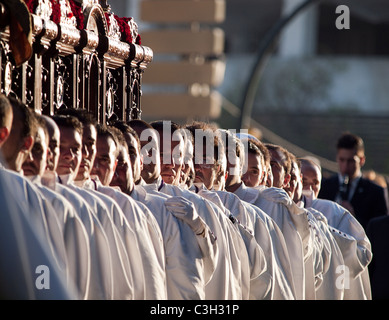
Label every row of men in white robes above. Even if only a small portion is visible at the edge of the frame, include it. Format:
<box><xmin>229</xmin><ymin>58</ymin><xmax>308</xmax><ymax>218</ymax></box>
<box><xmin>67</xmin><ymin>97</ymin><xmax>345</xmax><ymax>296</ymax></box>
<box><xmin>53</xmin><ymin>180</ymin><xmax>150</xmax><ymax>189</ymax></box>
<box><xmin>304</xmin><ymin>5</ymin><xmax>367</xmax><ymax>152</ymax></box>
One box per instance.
<box><xmin>0</xmin><ymin>94</ymin><xmax>372</xmax><ymax>299</ymax></box>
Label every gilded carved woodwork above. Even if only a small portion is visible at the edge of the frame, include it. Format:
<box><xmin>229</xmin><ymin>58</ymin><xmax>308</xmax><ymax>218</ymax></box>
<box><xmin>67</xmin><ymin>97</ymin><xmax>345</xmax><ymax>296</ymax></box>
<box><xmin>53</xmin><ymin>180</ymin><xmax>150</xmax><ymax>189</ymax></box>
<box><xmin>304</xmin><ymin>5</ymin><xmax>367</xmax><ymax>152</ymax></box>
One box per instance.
<box><xmin>0</xmin><ymin>0</ymin><xmax>153</xmax><ymax>123</ymax></box>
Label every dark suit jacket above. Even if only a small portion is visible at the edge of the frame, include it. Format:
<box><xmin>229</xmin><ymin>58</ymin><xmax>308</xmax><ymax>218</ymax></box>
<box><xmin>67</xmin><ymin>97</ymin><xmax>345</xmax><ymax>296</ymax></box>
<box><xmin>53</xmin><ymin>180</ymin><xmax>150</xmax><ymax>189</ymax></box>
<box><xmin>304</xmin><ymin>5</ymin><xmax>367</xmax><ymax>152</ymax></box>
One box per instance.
<box><xmin>319</xmin><ymin>174</ymin><xmax>388</xmax><ymax>229</ymax></box>
<box><xmin>366</xmin><ymin>215</ymin><xmax>389</xmax><ymax>299</ymax></box>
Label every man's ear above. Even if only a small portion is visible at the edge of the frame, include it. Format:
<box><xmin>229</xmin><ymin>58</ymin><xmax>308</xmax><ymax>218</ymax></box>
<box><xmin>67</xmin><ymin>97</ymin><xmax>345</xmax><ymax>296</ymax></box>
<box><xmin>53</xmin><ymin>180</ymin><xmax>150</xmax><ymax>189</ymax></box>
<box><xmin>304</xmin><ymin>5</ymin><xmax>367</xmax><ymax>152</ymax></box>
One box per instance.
<box><xmin>140</xmin><ymin>153</ymin><xmax>144</xmax><ymax>171</ymax></box>
<box><xmin>22</xmin><ymin>135</ymin><xmax>34</xmax><ymax>153</ymax></box>
<box><xmin>359</xmin><ymin>155</ymin><xmax>366</xmax><ymax>167</ymax></box>
<box><xmin>283</xmin><ymin>173</ymin><xmax>291</xmax><ymax>189</ymax></box>
<box><xmin>0</xmin><ymin>127</ymin><xmax>10</xmax><ymax>144</ymax></box>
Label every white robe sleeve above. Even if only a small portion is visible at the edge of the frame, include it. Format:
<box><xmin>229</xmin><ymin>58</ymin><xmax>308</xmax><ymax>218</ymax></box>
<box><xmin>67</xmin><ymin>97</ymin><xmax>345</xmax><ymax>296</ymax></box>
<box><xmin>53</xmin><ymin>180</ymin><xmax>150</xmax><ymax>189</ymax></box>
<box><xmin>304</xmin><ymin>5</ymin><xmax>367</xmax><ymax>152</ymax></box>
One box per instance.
<box><xmin>139</xmin><ymin>184</ymin><xmax>219</xmax><ymax>281</ymax></box>
<box><xmin>312</xmin><ymin>199</ymin><xmax>372</xmax><ymax>276</ymax></box>
<box><xmin>34</xmin><ymin>183</ymin><xmax>91</xmax><ymax>300</ymax></box>
<box><xmin>158</xmin><ymin>184</ymin><xmax>240</xmax><ymax>300</ymax></box>
<box><xmin>78</xmin><ymin>186</ymin><xmax>145</xmax><ymax>300</ymax></box>
<box><xmin>312</xmin><ymin>199</ymin><xmax>372</xmax><ymax>299</ymax></box>
<box><xmin>67</xmin><ymin>184</ymin><xmax>134</xmax><ymax>300</ymax></box>
<box><xmin>241</xmin><ymin>200</ymin><xmax>296</xmax><ymax>300</ymax></box>
<box><xmin>214</xmin><ymin>190</ymin><xmax>272</xmax><ymax>300</ymax></box>
<box><xmin>94</xmin><ymin>184</ymin><xmax>167</xmax><ymax>300</ymax></box>
<box><xmin>0</xmin><ymin>169</ymin><xmax>75</xmax><ymax>299</ymax></box>
<box><xmin>133</xmin><ymin>187</ymin><xmax>215</xmax><ymax>299</ymax></box>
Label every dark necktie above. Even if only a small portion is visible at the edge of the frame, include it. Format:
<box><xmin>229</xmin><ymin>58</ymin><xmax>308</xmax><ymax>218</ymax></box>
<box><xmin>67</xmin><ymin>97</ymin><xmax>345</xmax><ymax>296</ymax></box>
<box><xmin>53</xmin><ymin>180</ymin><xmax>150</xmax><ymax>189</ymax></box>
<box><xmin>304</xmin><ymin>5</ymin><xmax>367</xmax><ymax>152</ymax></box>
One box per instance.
<box><xmin>340</xmin><ymin>175</ymin><xmax>350</xmax><ymax>201</ymax></box>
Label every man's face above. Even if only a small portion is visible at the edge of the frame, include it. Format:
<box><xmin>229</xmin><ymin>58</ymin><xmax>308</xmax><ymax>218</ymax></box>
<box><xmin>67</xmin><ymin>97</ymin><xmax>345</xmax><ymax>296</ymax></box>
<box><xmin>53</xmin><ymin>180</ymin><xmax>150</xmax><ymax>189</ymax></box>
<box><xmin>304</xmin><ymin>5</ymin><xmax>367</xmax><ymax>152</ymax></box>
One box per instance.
<box><xmin>123</xmin><ymin>132</ymin><xmax>142</xmax><ymax>184</ymax></box>
<box><xmin>110</xmin><ymin>143</ymin><xmax>133</xmax><ymax>193</ymax></box>
<box><xmin>56</xmin><ymin>126</ymin><xmax>83</xmax><ymax>180</ymax></box>
<box><xmin>1</xmin><ymin>114</ymin><xmax>26</xmax><ymax>171</ymax></box>
<box><xmin>284</xmin><ymin>161</ymin><xmax>301</xmax><ymax>202</ymax></box>
<box><xmin>194</xmin><ymin>145</ymin><xmax>219</xmax><ymax>190</ymax></box>
<box><xmin>241</xmin><ymin>152</ymin><xmax>263</xmax><ymax>187</ymax></box>
<box><xmin>160</xmin><ymin>132</ymin><xmax>184</xmax><ymax>186</ymax></box>
<box><xmin>46</xmin><ymin>120</ymin><xmax>60</xmax><ymax>172</ymax></box>
<box><xmin>336</xmin><ymin>148</ymin><xmax>364</xmax><ymax>179</ymax></box>
<box><xmin>265</xmin><ymin>162</ymin><xmax>273</xmax><ymax>187</ymax></box>
<box><xmin>181</xmin><ymin>139</ymin><xmax>194</xmax><ymax>187</ymax></box>
<box><xmin>136</xmin><ymin>128</ymin><xmax>160</xmax><ymax>184</ymax></box>
<box><xmin>92</xmin><ymin>134</ymin><xmax>117</xmax><ymax>186</ymax></box>
<box><xmin>0</xmin><ymin>105</ymin><xmax>13</xmax><ymax>148</ymax></box>
<box><xmin>301</xmin><ymin>163</ymin><xmax>322</xmax><ymax>199</ymax></box>
<box><xmin>22</xmin><ymin>126</ymin><xmax>48</xmax><ymax>177</ymax></box>
<box><xmin>225</xmin><ymin>147</ymin><xmax>241</xmax><ymax>188</ymax></box>
<box><xmin>76</xmin><ymin>124</ymin><xmax>97</xmax><ymax>181</ymax></box>
<box><xmin>269</xmin><ymin>148</ymin><xmax>289</xmax><ymax>188</ymax></box>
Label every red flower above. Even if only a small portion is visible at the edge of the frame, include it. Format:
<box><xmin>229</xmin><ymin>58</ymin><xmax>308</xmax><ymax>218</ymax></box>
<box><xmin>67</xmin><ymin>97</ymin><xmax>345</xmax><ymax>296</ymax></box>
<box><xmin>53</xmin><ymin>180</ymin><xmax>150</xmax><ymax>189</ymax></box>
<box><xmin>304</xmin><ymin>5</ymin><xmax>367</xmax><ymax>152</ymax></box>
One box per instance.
<box><xmin>69</xmin><ymin>0</ymin><xmax>84</xmax><ymax>29</ymax></box>
<box><xmin>50</xmin><ymin>0</ymin><xmax>61</xmax><ymax>24</ymax></box>
<box><xmin>23</xmin><ymin>0</ymin><xmax>39</xmax><ymax>13</ymax></box>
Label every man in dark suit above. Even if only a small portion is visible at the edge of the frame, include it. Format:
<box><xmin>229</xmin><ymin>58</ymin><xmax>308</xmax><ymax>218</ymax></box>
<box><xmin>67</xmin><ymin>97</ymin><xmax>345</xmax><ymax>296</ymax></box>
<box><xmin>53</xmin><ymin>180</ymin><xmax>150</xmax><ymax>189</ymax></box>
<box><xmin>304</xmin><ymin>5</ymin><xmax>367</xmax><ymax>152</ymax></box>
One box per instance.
<box><xmin>366</xmin><ymin>215</ymin><xmax>389</xmax><ymax>299</ymax></box>
<box><xmin>318</xmin><ymin>132</ymin><xmax>388</xmax><ymax>230</ymax></box>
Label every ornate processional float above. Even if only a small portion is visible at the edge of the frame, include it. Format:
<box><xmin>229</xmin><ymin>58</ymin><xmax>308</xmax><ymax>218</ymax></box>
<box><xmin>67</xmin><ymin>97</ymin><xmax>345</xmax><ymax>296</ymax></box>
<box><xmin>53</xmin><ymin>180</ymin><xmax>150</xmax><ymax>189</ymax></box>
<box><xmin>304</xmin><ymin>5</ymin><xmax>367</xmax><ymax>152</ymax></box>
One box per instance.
<box><xmin>0</xmin><ymin>0</ymin><xmax>153</xmax><ymax>124</ymax></box>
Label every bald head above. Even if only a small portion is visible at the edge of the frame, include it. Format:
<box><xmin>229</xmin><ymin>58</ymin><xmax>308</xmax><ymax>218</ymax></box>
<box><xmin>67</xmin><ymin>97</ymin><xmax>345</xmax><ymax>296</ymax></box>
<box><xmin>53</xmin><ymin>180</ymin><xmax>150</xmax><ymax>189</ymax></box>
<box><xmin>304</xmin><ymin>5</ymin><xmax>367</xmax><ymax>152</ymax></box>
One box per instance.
<box><xmin>300</xmin><ymin>157</ymin><xmax>322</xmax><ymax>199</ymax></box>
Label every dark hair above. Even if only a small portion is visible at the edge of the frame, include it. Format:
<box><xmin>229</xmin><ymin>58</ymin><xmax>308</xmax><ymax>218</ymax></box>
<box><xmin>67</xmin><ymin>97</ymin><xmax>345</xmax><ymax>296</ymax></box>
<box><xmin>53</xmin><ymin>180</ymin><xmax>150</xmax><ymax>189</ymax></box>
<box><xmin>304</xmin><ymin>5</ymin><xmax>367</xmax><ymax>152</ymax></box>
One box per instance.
<box><xmin>7</xmin><ymin>96</ymin><xmax>37</xmax><ymax>139</ymax></box>
<box><xmin>96</xmin><ymin>123</ymin><xmax>117</xmax><ymax>144</ymax></box>
<box><xmin>265</xmin><ymin>143</ymin><xmax>292</xmax><ymax>175</ymax></box>
<box><xmin>288</xmin><ymin>151</ymin><xmax>301</xmax><ymax>170</ymax></box>
<box><xmin>185</xmin><ymin>121</ymin><xmax>224</xmax><ymax>163</ymax></box>
<box><xmin>127</xmin><ymin>119</ymin><xmax>153</xmax><ymax>130</ymax></box>
<box><xmin>108</xmin><ymin>125</ymin><xmax>128</xmax><ymax>152</ymax></box>
<box><xmin>0</xmin><ymin>94</ymin><xmax>12</xmax><ymax>128</ymax></box>
<box><xmin>218</xmin><ymin>129</ymin><xmax>242</xmax><ymax>161</ymax></box>
<box><xmin>35</xmin><ymin>115</ymin><xmax>49</xmax><ymax>144</ymax></box>
<box><xmin>112</xmin><ymin>120</ymin><xmax>140</xmax><ymax>153</ymax></box>
<box><xmin>52</xmin><ymin>114</ymin><xmax>83</xmax><ymax>135</ymax></box>
<box><xmin>58</xmin><ymin>108</ymin><xmax>97</xmax><ymax>126</ymax></box>
<box><xmin>337</xmin><ymin>132</ymin><xmax>364</xmax><ymax>155</ymax></box>
<box><xmin>245</xmin><ymin>138</ymin><xmax>270</xmax><ymax>163</ymax></box>
<box><xmin>150</xmin><ymin>120</ymin><xmax>181</xmax><ymax>134</ymax></box>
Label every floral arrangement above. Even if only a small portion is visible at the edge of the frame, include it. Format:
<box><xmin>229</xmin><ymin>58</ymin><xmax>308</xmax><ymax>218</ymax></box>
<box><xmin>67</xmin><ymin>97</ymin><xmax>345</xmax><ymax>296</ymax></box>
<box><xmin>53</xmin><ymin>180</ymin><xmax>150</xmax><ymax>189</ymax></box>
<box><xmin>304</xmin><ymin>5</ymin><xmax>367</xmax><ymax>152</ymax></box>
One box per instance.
<box><xmin>49</xmin><ymin>0</ymin><xmax>61</xmax><ymax>24</ymax></box>
<box><xmin>105</xmin><ymin>13</ymin><xmax>141</xmax><ymax>45</ymax></box>
<box><xmin>23</xmin><ymin>0</ymin><xmax>75</xmax><ymax>25</ymax></box>
<box><xmin>67</xmin><ymin>0</ymin><xmax>84</xmax><ymax>29</ymax></box>
<box><xmin>23</xmin><ymin>0</ymin><xmax>39</xmax><ymax>13</ymax></box>
<box><xmin>23</xmin><ymin>0</ymin><xmax>140</xmax><ymax>45</ymax></box>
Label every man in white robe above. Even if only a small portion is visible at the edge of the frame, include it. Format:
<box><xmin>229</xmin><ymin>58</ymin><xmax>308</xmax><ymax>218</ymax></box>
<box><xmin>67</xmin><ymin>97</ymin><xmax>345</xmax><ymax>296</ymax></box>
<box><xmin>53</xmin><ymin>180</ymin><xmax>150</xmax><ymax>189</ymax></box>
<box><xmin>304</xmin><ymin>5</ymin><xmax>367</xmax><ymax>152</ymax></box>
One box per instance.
<box><xmin>57</xmin><ymin>112</ymin><xmax>158</xmax><ymax>300</ymax></box>
<box><xmin>39</xmin><ymin>115</ymin><xmax>120</xmax><ymax>300</ymax></box>
<box><xmin>22</xmin><ymin>115</ymin><xmax>91</xmax><ymax>299</ymax></box>
<box><xmin>213</xmin><ymin>134</ymin><xmax>297</xmax><ymax>300</ymax></box>
<box><xmin>0</xmin><ymin>96</ymin><xmax>69</xmax><ymax>288</ymax></box>
<box><xmin>111</xmin><ymin>121</ymin><xmax>218</xmax><ymax>299</ymax></box>
<box><xmin>52</xmin><ymin>114</ymin><xmax>135</xmax><ymax>300</ymax></box>
<box><xmin>228</xmin><ymin>140</ymin><xmax>325</xmax><ymax>300</ymax></box>
<box><xmin>132</xmin><ymin>120</ymin><xmax>242</xmax><ymax>299</ymax></box>
<box><xmin>87</xmin><ymin>124</ymin><xmax>168</xmax><ymax>300</ymax></box>
<box><xmin>0</xmin><ymin>165</ymin><xmax>76</xmax><ymax>299</ymax></box>
<box><xmin>214</xmin><ymin>130</ymin><xmax>297</xmax><ymax>300</ymax></box>
<box><xmin>57</xmin><ymin>110</ymin><xmax>166</xmax><ymax>300</ymax></box>
<box><xmin>0</xmin><ymin>94</ymin><xmax>73</xmax><ymax>299</ymax></box>
<box><xmin>300</xmin><ymin>157</ymin><xmax>372</xmax><ymax>299</ymax></box>
<box><xmin>183</xmin><ymin>122</ymin><xmax>269</xmax><ymax>300</ymax></box>
<box><xmin>287</xmin><ymin>154</ymin><xmax>346</xmax><ymax>299</ymax></box>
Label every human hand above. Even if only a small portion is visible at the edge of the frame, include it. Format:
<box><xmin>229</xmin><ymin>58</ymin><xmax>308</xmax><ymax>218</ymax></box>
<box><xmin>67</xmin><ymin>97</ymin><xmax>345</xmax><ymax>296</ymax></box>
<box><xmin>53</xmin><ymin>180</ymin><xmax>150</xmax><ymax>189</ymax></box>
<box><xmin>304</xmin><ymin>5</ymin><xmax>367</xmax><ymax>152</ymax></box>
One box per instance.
<box><xmin>165</xmin><ymin>196</ymin><xmax>205</xmax><ymax>235</ymax></box>
<box><xmin>260</xmin><ymin>187</ymin><xmax>293</xmax><ymax>206</ymax></box>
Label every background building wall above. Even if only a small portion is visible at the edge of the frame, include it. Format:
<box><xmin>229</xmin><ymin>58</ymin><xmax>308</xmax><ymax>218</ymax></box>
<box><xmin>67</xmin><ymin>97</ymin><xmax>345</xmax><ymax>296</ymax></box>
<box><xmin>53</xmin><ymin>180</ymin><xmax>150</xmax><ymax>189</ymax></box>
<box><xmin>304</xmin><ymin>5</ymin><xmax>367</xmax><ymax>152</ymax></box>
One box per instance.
<box><xmin>108</xmin><ymin>0</ymin><xmax>389</xmax><ymax>176</ymax></box>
